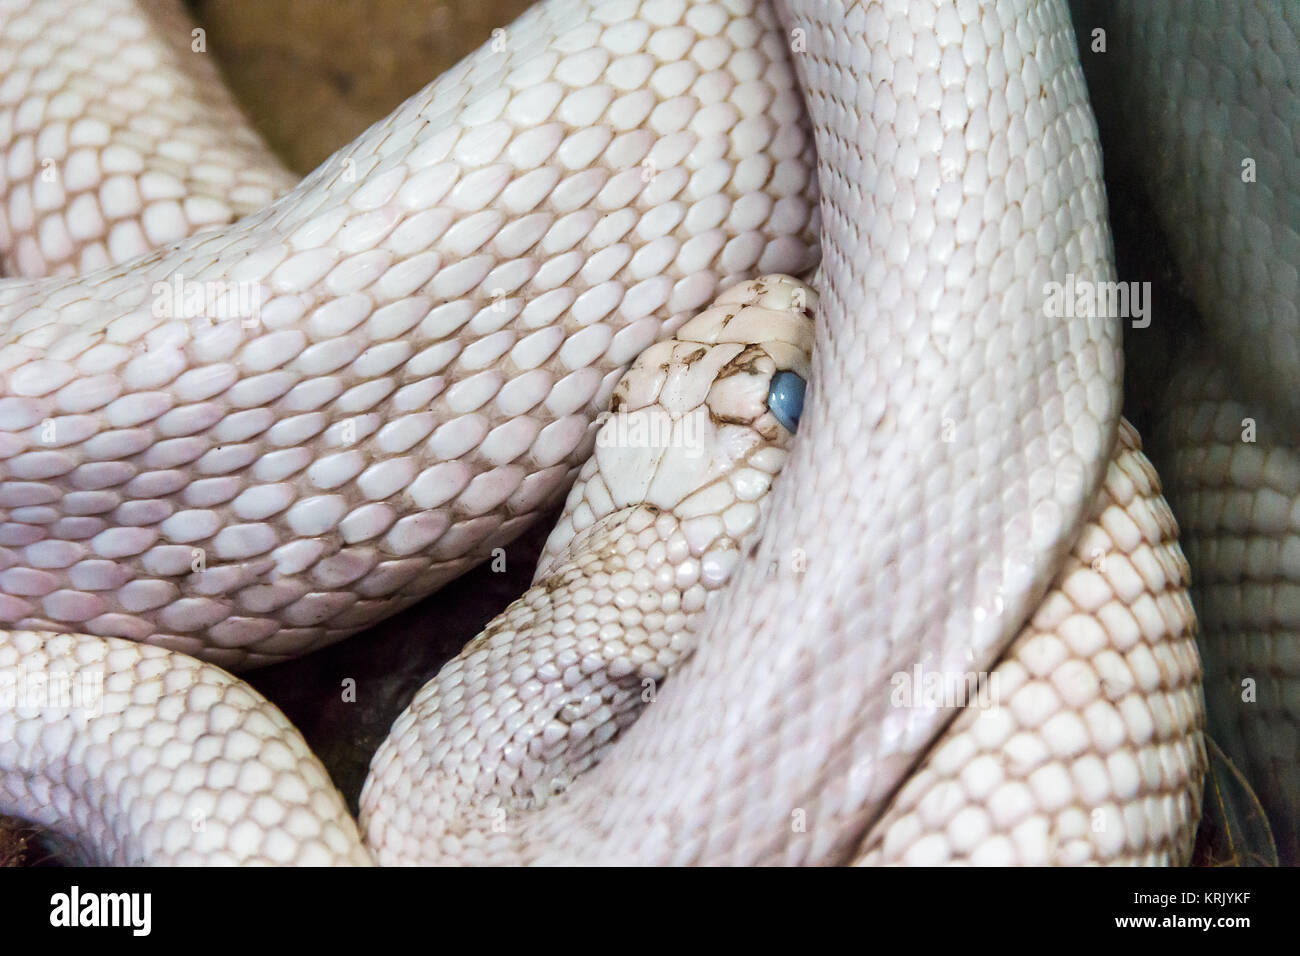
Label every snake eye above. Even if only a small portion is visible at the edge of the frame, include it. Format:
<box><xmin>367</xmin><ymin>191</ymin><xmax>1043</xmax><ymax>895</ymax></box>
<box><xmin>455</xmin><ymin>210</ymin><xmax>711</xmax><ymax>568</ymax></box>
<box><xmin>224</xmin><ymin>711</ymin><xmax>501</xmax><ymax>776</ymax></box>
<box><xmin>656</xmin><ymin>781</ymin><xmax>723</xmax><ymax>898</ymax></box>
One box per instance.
<box><xmin>767</xmin><ymin>370</ymin><xmax>806</xmax><ymax>433</ymax></box>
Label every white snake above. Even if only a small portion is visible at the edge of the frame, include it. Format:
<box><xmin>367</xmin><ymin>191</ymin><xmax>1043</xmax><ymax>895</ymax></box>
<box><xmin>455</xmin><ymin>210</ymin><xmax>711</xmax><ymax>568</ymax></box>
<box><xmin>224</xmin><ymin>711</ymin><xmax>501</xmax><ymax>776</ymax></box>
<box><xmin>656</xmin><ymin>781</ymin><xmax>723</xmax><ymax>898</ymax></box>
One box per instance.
<box><xmin>0</xmin><ymin>0</ymin><xmax>1214</xmax><ymax>865</ymax></box>
<box><xmin>1079</xmin><ymin>1</ymin><xmax>1300</xmax><ymax>861</ymax></box>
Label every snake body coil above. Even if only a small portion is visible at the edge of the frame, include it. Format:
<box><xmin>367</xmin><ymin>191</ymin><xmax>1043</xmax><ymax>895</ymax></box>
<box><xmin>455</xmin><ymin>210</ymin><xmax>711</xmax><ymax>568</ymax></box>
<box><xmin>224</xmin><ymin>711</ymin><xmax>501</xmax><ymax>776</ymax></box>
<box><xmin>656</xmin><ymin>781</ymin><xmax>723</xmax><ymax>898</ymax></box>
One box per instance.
<box><xmin>0</xmin><ymin>0</ymin><xmax>1212</xmax><ymax>865</ymax></box>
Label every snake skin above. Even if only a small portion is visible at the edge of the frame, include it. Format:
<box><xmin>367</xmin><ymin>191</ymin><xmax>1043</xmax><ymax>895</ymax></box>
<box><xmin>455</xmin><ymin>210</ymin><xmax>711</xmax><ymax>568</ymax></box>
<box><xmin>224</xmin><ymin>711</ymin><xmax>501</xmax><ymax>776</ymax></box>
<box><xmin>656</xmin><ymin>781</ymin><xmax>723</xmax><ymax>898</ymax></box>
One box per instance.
<box><xmin>858</xmin><ymin>422</ymin><xmax>1204</xmax><ymax>865</ymax></box>
<box><xmin>1074</xmin><ymin>0</ymin><xmax>1299</xmax><ymax>428</ymax></box>
<box><xmin>0</xmin><ymin>0</ymin><xmax>818</xmax><ymax>671</ymax></box>
<box><xmin>0</xmin><ymin>629</ymin><xmax>371</xmax><ymax>864</ymax></box>
<box><xmin>0</xmin><ymin>0</ymin><xmax>297</xmax><ymax>277</ymax></box>
<box><xmin>1160</xmin><ymin>357</ymin><xmax>1300</xmax><ymax>860</ymax></box>
<box><xmin>0</xmin><ymin>0</ymin><xmax>1211</xmax><ymax>865</ymax></box>
<box><xmin>363</xmin><ymin>274</ymin><xmax>816</xmax><ymax>863</ymax></box>
<box><xmin>1072</xmin><ymin>0</ymin><xmax>1300</xmax><ymax>859</ymax></box>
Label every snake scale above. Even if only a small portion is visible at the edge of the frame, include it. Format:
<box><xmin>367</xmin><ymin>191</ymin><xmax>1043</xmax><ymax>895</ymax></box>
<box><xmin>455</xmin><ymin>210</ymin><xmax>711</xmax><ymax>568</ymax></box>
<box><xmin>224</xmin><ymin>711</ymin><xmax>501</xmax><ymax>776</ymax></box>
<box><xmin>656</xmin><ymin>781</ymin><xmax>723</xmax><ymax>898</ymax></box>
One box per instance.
<box><xmin>3</xmin><ymin>0</ymin><xmax>1272</xmax><ymax>865</ymax></box>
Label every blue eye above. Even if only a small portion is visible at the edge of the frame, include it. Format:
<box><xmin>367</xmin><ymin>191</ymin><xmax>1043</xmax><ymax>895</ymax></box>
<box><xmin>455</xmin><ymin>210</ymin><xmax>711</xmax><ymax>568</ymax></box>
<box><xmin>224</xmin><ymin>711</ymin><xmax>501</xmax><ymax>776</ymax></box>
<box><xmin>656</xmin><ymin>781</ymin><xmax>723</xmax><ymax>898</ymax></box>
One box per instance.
<box><xmin>767</xmin><ymin>370</ymin><xmax>806</xmax><ymax>433</ymax></box>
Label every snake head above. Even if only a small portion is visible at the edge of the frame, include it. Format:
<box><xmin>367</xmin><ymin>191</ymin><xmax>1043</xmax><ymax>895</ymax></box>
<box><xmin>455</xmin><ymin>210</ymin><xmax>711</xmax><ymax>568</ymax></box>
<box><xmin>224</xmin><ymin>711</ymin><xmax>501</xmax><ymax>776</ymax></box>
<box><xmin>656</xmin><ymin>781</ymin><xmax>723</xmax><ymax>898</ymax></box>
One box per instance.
<box><xmin>535</xmin><ymin>274</ymin><xmax>815</xmax><ymax>581</ymax></box>
<box><xmin>674</xmin><ymin>274</ymin><xmax>814</xmax><ymax>442</ymax></box>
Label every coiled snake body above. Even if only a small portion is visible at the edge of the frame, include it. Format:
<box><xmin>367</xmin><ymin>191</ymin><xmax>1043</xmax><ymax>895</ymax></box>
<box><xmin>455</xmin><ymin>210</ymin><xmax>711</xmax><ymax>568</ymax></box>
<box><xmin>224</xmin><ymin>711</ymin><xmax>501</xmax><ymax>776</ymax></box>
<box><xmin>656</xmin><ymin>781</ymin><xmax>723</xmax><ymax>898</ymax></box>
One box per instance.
<box><xmin>0</xmin><ymin>0</ymin><xmax>1212</xmax><ymax>864</ymax></box>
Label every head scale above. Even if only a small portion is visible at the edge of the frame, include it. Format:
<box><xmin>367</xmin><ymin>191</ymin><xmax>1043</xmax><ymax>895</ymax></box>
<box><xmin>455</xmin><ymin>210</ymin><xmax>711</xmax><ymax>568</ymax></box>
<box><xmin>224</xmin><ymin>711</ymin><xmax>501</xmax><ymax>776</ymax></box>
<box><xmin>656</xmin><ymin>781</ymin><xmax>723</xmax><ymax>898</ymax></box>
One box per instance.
<box><xmin>536</xmin><ymin>274</ymin><xmax>816</xmax><ymax>581</ymax></box>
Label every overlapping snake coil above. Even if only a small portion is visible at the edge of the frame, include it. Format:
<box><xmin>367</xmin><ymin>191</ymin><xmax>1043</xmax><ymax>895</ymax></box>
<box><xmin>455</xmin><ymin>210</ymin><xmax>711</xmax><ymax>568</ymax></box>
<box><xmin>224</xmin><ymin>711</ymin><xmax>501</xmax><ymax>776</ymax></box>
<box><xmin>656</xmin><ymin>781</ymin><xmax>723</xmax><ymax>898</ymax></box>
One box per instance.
<box><xmin>0</xmin><ymin>0</ymin><xmax>1224</xmax><ymax>865</ymax></box>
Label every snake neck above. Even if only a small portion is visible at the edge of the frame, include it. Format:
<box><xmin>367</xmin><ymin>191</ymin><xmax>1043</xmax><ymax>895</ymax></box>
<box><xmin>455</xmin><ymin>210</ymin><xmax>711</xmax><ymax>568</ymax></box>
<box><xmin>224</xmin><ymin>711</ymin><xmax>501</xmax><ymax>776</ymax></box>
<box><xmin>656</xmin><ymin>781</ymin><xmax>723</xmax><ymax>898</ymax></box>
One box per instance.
<box><xmin>360</xmin><ymin>466</ymin><xmax>792</xmax><ymax>864</ymax></box>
